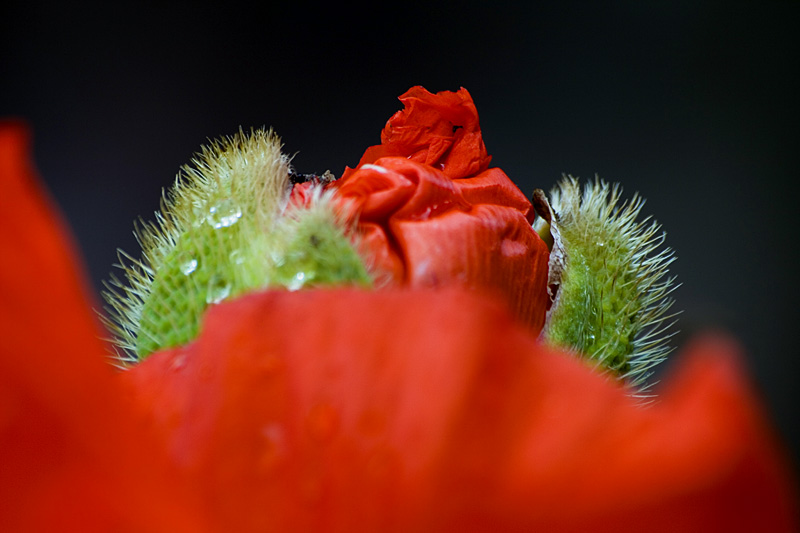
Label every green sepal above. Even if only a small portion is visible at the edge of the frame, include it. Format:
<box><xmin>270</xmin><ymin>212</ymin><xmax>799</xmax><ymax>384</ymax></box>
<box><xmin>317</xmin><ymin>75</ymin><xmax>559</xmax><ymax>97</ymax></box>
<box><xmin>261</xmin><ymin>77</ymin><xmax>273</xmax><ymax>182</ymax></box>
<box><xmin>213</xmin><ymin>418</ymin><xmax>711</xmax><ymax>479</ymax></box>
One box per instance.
<box><xmin>102</xmin><ymin>129</ymin><xmax>372</xmax><ymax>363</ymax></box>
<box><xmin>534</xmin><ymin>177</ymin><xmax>679</xmax><ymax>391</ymax></box>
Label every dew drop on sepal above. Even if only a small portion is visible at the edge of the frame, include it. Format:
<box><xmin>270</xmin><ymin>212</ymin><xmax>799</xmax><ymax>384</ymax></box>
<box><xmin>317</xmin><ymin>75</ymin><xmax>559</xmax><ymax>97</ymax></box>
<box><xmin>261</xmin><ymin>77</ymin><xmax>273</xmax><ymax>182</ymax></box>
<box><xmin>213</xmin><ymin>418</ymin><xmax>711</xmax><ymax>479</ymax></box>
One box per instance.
<box><xmin>206</xmin><ymin>273</ymin><xmax>231</xmax><ymax>304</ymax></box>
<box><xmin>229</xmin><ymin>248</ymin><xmax>245</xmax><ymax>265</ymax></box>
<box><xmin>180</xmin><ymin>257</ymin><xmax>198</xmax><ymax>276</ymax></box>
<box><xmin>288</xmin><ymin>271</ymin><xmax>306</xmax><ymax>291</ymax></box>
<box><xmin>207</xmin><ymin>199</ymin><xmax>242</xmax><ymax>229</ymax></box>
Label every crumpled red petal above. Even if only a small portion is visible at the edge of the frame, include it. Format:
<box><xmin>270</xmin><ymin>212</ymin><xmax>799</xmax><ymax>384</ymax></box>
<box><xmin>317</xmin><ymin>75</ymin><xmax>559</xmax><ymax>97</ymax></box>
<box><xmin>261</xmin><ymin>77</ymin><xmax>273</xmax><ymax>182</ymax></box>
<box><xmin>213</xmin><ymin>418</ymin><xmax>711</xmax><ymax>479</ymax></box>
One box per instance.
<box><xmin>123</xmin><ymin>287</ymin><xmax>799</xmax><ymax>532</ymax></box>
<box><xmin>344</xmin><ymin>86</ymin><xmax>491</xmax><ymax>181</ymax></box>
<box><xmin>329</xmin><ymin>86</ymin><xmax>549</xmax><ymax>333</ymax></box>
<box><xmin>335</xmin><ymin>156</ymin><xmax>549</xmax><ymax>334</ymax></box>
<box><xmin>0</xmin><ymin>121</ymin><xmax>206</xmax><ymax>532</ymax></box>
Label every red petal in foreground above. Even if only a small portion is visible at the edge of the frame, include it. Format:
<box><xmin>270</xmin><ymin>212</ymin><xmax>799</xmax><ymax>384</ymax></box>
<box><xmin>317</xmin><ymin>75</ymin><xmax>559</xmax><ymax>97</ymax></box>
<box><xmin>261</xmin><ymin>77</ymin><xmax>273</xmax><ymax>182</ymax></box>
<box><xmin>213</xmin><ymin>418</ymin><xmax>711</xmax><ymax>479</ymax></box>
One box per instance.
<box><xmin>0</xmin><ymin>121</ymin><xmax>206</xmax><ymax>531</ymax></box>
<box><xmin>335</xmin><ymin>157</ymin><xmax>549</xmax><ymax>334</ymax></box>
<box><xmin>124</xmin><ymin>287</ymin><xmax>798</xmax><ymax>532</ymax></box>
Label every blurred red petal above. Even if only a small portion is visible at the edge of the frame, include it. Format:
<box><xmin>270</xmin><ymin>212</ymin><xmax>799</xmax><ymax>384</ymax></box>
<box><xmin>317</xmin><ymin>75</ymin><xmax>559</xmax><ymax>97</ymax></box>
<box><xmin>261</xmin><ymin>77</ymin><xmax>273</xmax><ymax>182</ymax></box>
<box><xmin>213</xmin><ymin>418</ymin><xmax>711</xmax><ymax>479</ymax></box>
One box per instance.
<box><xmin>125</xmin><ymin>288</ymin><xmax>798</xmax><ymax>532</ymax></box>
<box><xmin>488</xmin><ymin>334</ymin><xmax>800</xmax><ymax>532</ymax></box>
<box><xmin>0</xmin><ymin>121</ymin><xmax>206</xmax><ymax>531</ymax></box>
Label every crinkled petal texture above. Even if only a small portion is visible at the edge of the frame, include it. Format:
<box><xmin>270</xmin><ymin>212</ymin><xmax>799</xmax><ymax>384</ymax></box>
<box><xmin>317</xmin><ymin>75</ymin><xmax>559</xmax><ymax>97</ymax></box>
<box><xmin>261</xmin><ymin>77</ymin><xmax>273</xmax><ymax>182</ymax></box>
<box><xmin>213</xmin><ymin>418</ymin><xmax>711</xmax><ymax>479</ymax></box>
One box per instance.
<box><xmin>347</xmin><ymin>86</ymin><xmax>491</xmax><ymax>180</ymax></box>
<box><xmin>124</xmin><ymin>288</ymin><xmax>798</xmax><ymax>532</ymax></box>
<box><xmin>335</xmin><ymin>157</ymin><xmax>549</xmax><ymax>334</ymax></box>
<box><xmin>333</xmin><ymin>86</ymin><xmax>549</xmax><ymax>334</ymax></box>
<box><xmin>0</xmin><ymin>122</ymin><xmax>206</xmax><ymax>532</ymax></box>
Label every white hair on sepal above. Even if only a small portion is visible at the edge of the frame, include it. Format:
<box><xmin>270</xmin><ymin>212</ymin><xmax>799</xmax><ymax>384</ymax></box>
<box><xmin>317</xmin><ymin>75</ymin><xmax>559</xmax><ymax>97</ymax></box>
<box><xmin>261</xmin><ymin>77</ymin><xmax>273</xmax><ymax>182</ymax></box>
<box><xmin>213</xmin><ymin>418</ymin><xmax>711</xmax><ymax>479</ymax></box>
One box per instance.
<box><xmin>101</xmin><ymin>127</ymin><xmax>291</xmax><ymax>364</ymax></box>
<box><xmin>535</xmin><ymin>175</ymin><xmax>680</xmax><ymax>396</ymax></box>
<box><xmin>101</xmin><ymin>128</ymin><xmax>374</xmax><ymax>365</ymax></box>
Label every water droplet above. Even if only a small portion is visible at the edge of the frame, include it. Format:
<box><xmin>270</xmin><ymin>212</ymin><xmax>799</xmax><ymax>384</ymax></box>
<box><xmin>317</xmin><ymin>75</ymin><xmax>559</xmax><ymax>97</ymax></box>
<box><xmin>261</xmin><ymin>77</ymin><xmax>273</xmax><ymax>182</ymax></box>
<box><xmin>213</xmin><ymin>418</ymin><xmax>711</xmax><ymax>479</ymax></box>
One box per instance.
<box><xmin>206</xmin><ymin>274</ymin><xmax>231</xmax><ymax>304</ymax></box>
<box><xmin>270</xmin><ymin>250</ymin><xmax>286</xmax><ymax>267</ymax></box>
<box><xmin>366</xmin><ymin>447</ymin><xmax>401</xmax><ymax>481</ymax></box>
<box><xmin>197</xmin><ymin>362</ymin><xmax>214</xmax><ymax>382</ymax></box>
<box><xmin>302</xmin><ymin>476</ymin><xmax>323</xmax><ymax>505</ymax></box>
<box><xmin>229</xmin><ymin>248</ymin><xmax>245</xmax><ymax>265</ymax></box>
<box><xmin>542</xmin><ymin>394</ymin><xmax>568</xmax><ymax>420</ymax></box>
<box><xmin>358</xmin><ymin>409</ymin><xmax>386</xmax><ymax>436</ymax></box>
<box><xmin>259</xmin><ymin>352</ymin><xmax>283</xmax><ymax>376</ymax></box>
<box><xmin>207</xmin><ymin>199</ymin><xmax>242</xmax><ymax>229</ymax></box>
<box><xmin>307</xmin><ymin>402</ymin><xmax>339</xmax><ymax>442</ymax></box>
<box><xmin>287</xmin><ymin>271</ymin><xmax>306</xmax><ymax>291</ymax></box>
<box><xmin>169</xmin><ymin>350</ymin><xmax>188</xmax><ymax>371</ymax></box>
<box><xmin>500</xmin><ymin>238</ymin><xmax>526</xmax><ymax>257</ymax></box>
<box><xmin>191</xmin><ymin>204</ymin><xmax>207</xmax><ymax>228</ymax></box>
<box><xmin>180</xmin><ymin>257</ymin><xmax>198</xmax><ymax>275</ymax></box>
<box><xmin>258</xmin><ymin>423</ymin><xmax>285</xmax><ymax>472</ymax></box>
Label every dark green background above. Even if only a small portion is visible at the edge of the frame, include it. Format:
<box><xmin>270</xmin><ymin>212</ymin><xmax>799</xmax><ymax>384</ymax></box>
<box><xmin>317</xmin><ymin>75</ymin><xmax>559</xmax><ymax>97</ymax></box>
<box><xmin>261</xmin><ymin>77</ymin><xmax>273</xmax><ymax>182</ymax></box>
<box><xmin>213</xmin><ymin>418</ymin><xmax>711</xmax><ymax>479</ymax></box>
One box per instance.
<box><xmin>3</xmin><ymin>2</ymin><xmax>798</xmax><ymax>471</ymax></box>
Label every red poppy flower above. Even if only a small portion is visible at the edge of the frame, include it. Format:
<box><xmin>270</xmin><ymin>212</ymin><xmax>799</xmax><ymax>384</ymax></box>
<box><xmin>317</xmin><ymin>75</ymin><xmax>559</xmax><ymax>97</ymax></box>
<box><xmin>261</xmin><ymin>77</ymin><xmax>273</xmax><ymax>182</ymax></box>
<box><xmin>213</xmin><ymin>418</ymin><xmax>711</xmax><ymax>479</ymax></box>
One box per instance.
<box><xmin>1</xmin><ymin>118</ymin><xmax>798</xmax><ymax>532</ymax></box>
<box><xmin>331</xmin><ymin>86</ymin><xmax>550</xmax><ymax>333</ymax></box>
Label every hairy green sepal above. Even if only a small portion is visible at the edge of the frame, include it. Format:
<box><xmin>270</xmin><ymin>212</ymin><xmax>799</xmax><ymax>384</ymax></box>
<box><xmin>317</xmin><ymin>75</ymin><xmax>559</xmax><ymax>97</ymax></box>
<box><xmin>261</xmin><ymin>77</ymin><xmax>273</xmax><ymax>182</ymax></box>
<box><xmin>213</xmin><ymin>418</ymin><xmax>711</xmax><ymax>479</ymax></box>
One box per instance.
<box><xmin>535</xmin><ymin>177</ymin><xmax>678</xmax><ymax>391</ymax></box>
<box><xmin>272</xmin><ymin>198</ymin><xmax>372</xmax><ymax>290</ymax></box>
<box><xmin>103</xmin><ymin>129</ymin><xmax>371</xmax><ymax>363</ymax></box>
<box><xmin>544</xmin><ymin>227</ymin><xmax>638</xmax><ymax>375</ymax></box>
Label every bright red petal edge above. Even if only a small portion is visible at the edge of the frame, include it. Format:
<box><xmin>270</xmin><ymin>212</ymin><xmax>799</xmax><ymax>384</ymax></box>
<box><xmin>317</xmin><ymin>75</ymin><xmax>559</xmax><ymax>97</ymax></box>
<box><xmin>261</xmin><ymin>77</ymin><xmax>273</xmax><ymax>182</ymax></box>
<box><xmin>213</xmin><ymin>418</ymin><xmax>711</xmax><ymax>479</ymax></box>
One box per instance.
<box><xmin>0</xmin><ymin>120</ymin><xmax>207</xmax><ymax>532</ymax></box>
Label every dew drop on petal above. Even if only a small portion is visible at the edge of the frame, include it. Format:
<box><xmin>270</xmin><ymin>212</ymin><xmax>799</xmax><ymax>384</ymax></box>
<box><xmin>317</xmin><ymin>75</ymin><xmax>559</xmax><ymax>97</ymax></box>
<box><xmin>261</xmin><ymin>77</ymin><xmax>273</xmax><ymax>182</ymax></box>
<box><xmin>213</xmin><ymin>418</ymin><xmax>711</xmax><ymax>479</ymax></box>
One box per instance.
<box><xmin>259</xmin><ymin>352</ymin><xmax>283</xmax><ymax>377</ymax></box>
<box><xmin>258</xmin><ymin>423</ymin><xmax>286</xmax><ymax>472</ymax></box>
<box><xmin>358</xmin><ymin>409</ymin><xmax>386</xmax><ymax>437</ymax></box>
<box><xmin>366</xmin><ymin>447</ymin><xmax>401</xmax><ymax>482</ymax></box>
<box><xmin>302</xmin><ymin>476</ymin><xmax>323</xmax><ymax>506</ymax></box>
<box><xmin>169</xmin><ymin>350</ymin><xmax>188</xmax><ymax>371</ymax></box>
<box><xmin>541</xmin><ymin>393</ymin><xmax>569</xmax><ymax>421</ymax></box>
<box><xmin>307</xmin><ymin>402</ymin><xmax>339</xmax><ymax>442</ymax></box>
<box><xmin>500</xmin><ymin>238</ymin><xmax>527</xmax><ymax>258</ymax></box>
<box><xmin>197</xmin><ymin>362</ymin><xmax>214</xmax><ymax>382</ymax></box>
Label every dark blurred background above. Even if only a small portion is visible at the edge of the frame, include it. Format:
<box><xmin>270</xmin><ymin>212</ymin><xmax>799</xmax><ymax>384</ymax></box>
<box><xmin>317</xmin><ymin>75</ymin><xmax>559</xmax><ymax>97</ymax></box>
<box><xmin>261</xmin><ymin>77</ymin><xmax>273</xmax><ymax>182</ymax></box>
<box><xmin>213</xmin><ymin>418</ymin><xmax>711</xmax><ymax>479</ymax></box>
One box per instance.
<box><xmin>2</xmin><ymin>2</ymin><xmax>798</xmax><ymax>468</ymax></box>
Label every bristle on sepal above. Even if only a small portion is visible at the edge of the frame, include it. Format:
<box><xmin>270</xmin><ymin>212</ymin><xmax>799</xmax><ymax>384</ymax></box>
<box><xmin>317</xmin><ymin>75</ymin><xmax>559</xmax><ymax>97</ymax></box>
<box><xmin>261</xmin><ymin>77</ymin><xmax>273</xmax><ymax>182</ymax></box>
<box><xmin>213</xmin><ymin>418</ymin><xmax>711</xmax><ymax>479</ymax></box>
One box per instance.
<box><xmin>534</xmin><ymin>176</ymin><xmax>679</xmax><ymax>392</ymax></box>
<box><xmin>101</xmin><ymin>128</ymin><xmax>371</xmax><ymax>365</ymax></box>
